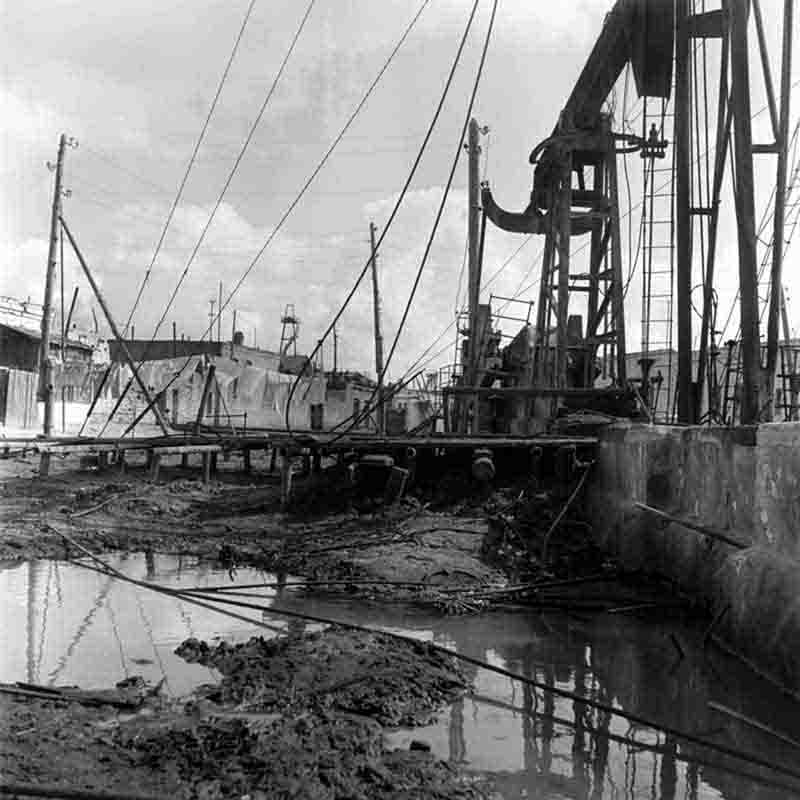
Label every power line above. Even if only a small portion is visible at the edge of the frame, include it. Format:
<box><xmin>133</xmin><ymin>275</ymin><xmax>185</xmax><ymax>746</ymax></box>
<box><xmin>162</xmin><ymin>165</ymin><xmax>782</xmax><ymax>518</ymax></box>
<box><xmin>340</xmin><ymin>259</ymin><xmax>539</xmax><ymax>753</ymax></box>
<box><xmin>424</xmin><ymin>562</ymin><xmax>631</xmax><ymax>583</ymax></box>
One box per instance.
<box><xmin>454</xmin><ymin>231</ymin><xmax>469</xmax><ymax>313</ymax></box>
<box><xmin>329</xmin><ymin>0</ymin><xmax>499</xmax><ymax>441</ymax></box>
<box><xmin>481</xmin><ymin>234</ymin><xmax>535</xmax><ymax>293</ymax></box>
<box><xmin>123</xmin><ymin>0</ymin><xmax>261</xmax><ymax>337</ymax></box>
<box><xmin>102</xmin><ymin>0</ymin><xmax>433</xmax><ymax>441</ymax></box>
<box><xmin>144</xmin><ymin>0</ymin><xmax>317</xmax><ymax>347</ymax></box>
<box><xmin>92</xmin><ymin>0</ymin><xmax>315</xmax><ymax>439</ymax></box>
<box><xmin>209</xmin><ymin>0</ymin><xmax>438</xmax><ymax>349</ymax></box>
<box><xmin>282</xmin><ymin>0</ymin><xmax>477</xmax><ymax>434</ymax></box>
<box><xmin>400</xmin><ymin>71</ymin><xmax>800</xmax><ymax>380</ymax></box>
<box><xmin>80</xmin><ymin>144</ymin><xmax>173</xmax><ymax>195</ymax></box>
<box><xmin>380</xmin><ymin>0</ymin><xmax>498</xmax><ymax>395</ymax></box>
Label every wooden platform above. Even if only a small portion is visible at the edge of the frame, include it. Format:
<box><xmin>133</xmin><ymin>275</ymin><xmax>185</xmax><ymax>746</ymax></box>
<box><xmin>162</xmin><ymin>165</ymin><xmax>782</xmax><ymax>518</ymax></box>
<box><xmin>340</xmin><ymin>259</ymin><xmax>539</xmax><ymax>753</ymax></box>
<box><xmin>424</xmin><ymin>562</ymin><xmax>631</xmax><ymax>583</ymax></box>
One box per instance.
<box><xmin>4</xmin><ymin>428</ymin><xmax>597</xmax><ymax>488</ymax></box>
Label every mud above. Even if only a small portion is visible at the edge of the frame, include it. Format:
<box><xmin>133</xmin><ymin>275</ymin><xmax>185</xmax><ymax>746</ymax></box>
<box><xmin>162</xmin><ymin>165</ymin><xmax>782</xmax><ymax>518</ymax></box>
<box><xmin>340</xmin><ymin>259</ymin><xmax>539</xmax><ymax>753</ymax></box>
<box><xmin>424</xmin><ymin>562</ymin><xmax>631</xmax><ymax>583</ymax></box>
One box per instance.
<box><xmin>0</xmin><ymin>451</ymin><xmax>287</xmax><ymax>562</ymax></box>
<box><xmin>0</xmin><ymin>452</ymin><xmax>513</xmax><ymax>603</ymax></box>
<box><xmin>1</xmin><ymin>628</ymin><xmax>488</xmax><ymax>800</ymax></box>
<box><xmin>0</xmin><ymin>448</ymin><xmax>634</xmax><ymax>799</ymax></box>
<box><xmin>176</xmin><ymin>629</ymin><xmax>468</xmax><ymax>726</ymax></box>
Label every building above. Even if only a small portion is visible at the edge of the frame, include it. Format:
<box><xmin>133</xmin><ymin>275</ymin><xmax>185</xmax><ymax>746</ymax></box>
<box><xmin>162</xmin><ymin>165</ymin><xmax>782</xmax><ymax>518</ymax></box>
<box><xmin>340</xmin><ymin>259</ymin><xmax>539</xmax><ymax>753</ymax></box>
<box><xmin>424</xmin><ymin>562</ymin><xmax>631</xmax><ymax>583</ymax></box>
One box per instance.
<box><xmin>107</xmin><ymin>332</ymin><xmax>281</xmax><ymax>373</ymax></box>
<box><xmin>0</xmin><ymin>322</ymin><xmax>98</xmax><ymax>430</ymax></box>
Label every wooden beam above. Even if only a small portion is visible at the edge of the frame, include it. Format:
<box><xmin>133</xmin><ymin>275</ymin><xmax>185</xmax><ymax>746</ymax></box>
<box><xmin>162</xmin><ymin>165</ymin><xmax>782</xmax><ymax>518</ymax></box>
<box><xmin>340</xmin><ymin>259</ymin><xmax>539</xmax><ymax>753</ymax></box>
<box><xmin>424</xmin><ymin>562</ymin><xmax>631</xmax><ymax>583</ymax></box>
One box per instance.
<box><xmin>194</xmin><ymin>365</ymin><xmax>216</xmax><ymax>434</ymax></box>
<box><xmin>59</xmin><ymin>217</ymin><xmax>169</xmax><ymax>435</ymax></box>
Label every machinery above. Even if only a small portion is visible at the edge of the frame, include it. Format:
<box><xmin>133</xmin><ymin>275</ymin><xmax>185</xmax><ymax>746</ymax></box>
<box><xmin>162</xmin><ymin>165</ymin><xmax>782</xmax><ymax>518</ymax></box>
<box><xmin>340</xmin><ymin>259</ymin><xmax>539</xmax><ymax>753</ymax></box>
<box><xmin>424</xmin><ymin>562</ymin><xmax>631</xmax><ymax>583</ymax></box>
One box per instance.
<box><xmin>451</xmin><ymin>0</ymin><xmax>796</xmax><ymax>431</ymax></box>
<box><xmin>451</xmin><ymin>0</ymin><xmax>674</xmax><ymax>432</ymax></box>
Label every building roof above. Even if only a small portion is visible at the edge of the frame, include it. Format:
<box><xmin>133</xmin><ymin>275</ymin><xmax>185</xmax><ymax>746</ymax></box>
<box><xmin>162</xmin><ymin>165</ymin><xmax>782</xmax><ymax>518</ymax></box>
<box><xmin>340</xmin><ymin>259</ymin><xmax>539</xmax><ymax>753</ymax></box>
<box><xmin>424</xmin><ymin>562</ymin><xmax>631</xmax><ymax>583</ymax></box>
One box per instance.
<box><xmin>0</xmin><ymin>321</ymin><xmax>93</xmax><ymax>351</ymax></box>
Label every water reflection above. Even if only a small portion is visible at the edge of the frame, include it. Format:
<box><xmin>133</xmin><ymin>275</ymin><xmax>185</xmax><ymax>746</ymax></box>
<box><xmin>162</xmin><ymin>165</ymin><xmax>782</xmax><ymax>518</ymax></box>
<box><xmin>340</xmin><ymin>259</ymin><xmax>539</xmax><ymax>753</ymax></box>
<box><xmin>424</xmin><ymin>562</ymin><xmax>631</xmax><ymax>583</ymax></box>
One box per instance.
<box><xmin>2</xmin><ymin>555</ymin><xmax>800</xmax><ymax>799</ymax></box>
<box><xmin>0</xmin><ymin>555</ymin><xmax>288</xmax><ymax>697</ymax></box>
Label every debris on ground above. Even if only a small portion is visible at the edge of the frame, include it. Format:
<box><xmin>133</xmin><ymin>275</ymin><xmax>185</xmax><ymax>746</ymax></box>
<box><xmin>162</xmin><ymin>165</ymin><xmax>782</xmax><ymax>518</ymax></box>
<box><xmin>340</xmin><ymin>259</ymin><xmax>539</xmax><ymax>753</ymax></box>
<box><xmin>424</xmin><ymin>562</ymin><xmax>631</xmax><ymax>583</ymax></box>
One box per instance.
<box><xmin>176</xmin><ymin>628</ymin><xmax>468</xmax><ymax>726</ymax></box>
<box><xmin>118</xmin><ymin>709</ymin><xmax>485</xmax><ymax>800</ymax></box>
<box><xmin>0</xmin><ymin>627</ymin><xmax>488</xmax><ymax>800</ymax></box>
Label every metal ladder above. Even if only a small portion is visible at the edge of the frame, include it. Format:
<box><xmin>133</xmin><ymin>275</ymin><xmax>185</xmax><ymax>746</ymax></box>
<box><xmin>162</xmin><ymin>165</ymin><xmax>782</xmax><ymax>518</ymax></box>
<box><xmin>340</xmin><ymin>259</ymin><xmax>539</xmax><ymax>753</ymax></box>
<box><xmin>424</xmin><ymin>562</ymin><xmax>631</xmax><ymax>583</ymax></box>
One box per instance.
<box><xmin>639</xmin><ymin>95</ymin><xmax>676</xmax><ymax>421</ymax></box>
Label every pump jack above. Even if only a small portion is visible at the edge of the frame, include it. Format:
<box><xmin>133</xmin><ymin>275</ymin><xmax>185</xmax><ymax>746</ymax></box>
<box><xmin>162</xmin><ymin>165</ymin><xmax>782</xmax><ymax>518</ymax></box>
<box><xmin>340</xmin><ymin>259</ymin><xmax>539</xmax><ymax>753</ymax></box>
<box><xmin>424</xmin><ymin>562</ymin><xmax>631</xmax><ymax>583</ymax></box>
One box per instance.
<box><xmin>474</xmin><ymin>0</ymin><xmax>794</xmax><ymax>427</ymax></box>
<box><xmin>478</xmin><ymin>0</ymin><xmax>674</xmax><ymax>424</ymax></box>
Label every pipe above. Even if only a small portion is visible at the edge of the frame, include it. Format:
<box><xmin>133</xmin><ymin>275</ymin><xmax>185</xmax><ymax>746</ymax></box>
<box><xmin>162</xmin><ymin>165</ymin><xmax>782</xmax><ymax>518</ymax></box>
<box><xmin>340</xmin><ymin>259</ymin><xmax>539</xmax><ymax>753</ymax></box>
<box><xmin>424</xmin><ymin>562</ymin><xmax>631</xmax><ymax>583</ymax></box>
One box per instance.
<box><xmin>633</xmin><ymin>501</ymin><xmax>747</xmax><ymax>548</ymax></box>
<box><xmin>0</xmin><ymin>783</ymin><xmax>160</xmax><ymax>800</ymax></box>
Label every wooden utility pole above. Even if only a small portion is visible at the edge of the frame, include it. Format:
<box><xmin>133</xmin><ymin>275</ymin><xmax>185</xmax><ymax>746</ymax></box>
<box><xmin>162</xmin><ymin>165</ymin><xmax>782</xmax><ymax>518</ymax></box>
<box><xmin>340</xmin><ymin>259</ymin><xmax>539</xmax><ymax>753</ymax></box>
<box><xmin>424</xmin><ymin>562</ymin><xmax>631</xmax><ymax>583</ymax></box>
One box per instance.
<box><xmin>60</xmin><ymin>217</ymin><xmax>170</xmax><ymax>435</ymax></box>
<box><xmin>217</xmin><ymin>281</ymin><xmax>223</xmax><ymax>345</ymax></box>
<box><xmin>466</xmin><ymin>118</ymin><xmax>482</xmax><ymax>386</ymax></box>
<box><xmin>38</xmin><ymin>134</ymin><xmax>67</xmax><ymax>436</ymax></box>
<box><xmin>194</xmin><ymin>364</ymin><xmax>216</xmax><ymax>434</ymax></box>
<box><xmin>59</xmin><ymin>222</ymin><xmax>66</xmax><ymax>433</ymax></box>
<box><xmin>333</xmin><ymin>326</ymin><xmax>338</xmax><ymax>375</ymax></box>
<box><xmin>64</xmin><ymin>287</ymin><xmax>79</xmax><ymax>336</ymax></box>
<box><xmin>369</xmin><ymin>221</ymin><xmax>385</xmax><ymax>434</ymax></box>
<box><xmin>462</xmin><ymin>118</ymin><xmax>483</xmax><ymax>433</ymax></box>
<box><xmin>674</xmin><ymin>0</ymin><xmax>693</xmax><ymax>423</ymax></box>
<box><xmin>231</xmin><ymin>309</ymin><xmax>237</xmax><ymax>358</ymax></box>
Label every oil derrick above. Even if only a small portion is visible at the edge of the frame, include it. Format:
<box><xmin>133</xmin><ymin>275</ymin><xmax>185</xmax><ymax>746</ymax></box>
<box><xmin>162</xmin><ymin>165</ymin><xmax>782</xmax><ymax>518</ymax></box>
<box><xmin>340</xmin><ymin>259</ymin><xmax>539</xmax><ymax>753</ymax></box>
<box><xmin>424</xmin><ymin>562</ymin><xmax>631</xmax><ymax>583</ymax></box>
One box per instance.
<box><xmin>478</xmin><ymin>0</ymin><xmax>795</xmax><ymax>427</ymax></box>
<box><xmin>481</xmin><ymin>0</ymin><xmax>674</xmax><ymax>423</ymax></box>
<box><xmin>279</xmin><ymin>304</ymin><xmax>300</xmax><ymax>372</ymax></box>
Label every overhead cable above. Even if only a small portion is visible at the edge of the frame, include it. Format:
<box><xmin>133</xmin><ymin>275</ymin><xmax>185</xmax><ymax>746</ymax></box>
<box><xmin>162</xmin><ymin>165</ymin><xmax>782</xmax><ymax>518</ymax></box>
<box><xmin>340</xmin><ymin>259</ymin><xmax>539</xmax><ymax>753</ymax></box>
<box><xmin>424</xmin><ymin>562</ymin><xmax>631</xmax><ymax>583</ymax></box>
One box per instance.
<box><xmin>94</xmin><ymin>0</ymin><xmax>316</xmax><ymax>439</ymax></box>
<box><xmin>63</xmin><ymin>546</ymin><xmax>800</xmax><ymax>795</ymax></box>
<box><xmin>124</xmin><ymin>0</ymin><xmax>261</xmax><ymax>336</ymax></box>
<box><xmin>381</xmin><ymin>0</ymin><xmax>499</xmax><ymax>390</ymax></box>
<box><xmin>102</xmin><ymin>0</ymin><xmax>432</xmax><ymax>442</ymax></box>
<box><xmin>210</xmin><ymin>0</ymin><xmax>434</xmax><ymax>341</ymax></box>
<box><xmin>281</xmin><ymin>0</ymin><xmax>478</xmax><ymax>433</ymax></box>
<box><xmin>328</xmin><ymin>0</ymin><xmax>499</xmax><ymax>441</ymax></box>
<box><xmin>146</xmin><ymin>0</ymin><xmax>318</xmax><ymax>345</ymax></box>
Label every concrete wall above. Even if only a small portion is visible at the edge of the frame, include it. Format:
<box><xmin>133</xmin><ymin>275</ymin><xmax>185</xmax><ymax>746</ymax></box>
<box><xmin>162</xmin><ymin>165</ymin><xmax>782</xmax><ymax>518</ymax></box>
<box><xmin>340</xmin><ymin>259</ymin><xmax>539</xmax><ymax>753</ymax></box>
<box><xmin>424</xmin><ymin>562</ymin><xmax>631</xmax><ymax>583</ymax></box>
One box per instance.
<box><xmin>588</xmin><ymin>422</ymin><xmax>800</xmax><ymax>694</ymax></box>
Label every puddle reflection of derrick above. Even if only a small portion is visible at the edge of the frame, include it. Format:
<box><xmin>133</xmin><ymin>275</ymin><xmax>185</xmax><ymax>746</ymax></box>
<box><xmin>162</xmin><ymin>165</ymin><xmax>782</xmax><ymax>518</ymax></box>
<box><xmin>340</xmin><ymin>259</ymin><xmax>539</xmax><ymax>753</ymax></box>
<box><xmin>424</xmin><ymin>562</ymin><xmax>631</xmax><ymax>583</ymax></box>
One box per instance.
<box><xmin>47</xmin><ymin>572</ymin><xmax>114</xmax><ymax>685</ymax></box>
<box><xmin>134</xmin><ymin>588</ymin><xmax>171</xmax><ymax>693</ymax></box>
<box><xmin>26</xmin><ymin>562</ymin><xmax>38</xmax><ymax>683</ymax></box>
<box><xmin>106</xmin><ymin>594</ymin><xmax>130</xmax><ymax>680</ymax></box>
<box><xmin>448</xmin><ymin>698</ymin><xmax>467</xmax><ymax>764</ymax></box>
<box><xmin>33</xmin><ymin>562</ymin><xmax>55</xmax><ymax>683</ymax></box>
<box><xmin>454</xmin><ymin>620</ymin><xmax>685</xmax><ymax>800</ymax></box>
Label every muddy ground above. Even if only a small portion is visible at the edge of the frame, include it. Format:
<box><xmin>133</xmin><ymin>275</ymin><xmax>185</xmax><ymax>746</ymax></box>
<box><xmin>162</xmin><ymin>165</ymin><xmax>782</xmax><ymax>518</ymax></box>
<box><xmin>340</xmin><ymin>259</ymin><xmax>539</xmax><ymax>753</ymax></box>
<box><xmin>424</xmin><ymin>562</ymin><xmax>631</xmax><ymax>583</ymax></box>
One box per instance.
<box><xmin>0</xmin><ymin>447</ymin><xmax>638</xmax><ymax>798</ymax></box>
<box><xmin>2</xmin><ymin>628</ymin><xmax>489</xmax><ymax>799</ymax></box>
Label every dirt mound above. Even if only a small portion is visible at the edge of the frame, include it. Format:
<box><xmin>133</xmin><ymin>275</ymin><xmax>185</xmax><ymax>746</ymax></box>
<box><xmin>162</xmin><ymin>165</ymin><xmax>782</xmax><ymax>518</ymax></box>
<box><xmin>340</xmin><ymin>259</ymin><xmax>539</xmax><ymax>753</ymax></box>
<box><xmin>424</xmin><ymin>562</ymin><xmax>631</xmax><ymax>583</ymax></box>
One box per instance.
<box><xmin>176</xmin><ymin>628</ymin><xmax>467</xmax><ymax>726</ymax></box>
<box><xmin>120</xmin><ymin>710</ymin><xmax>483</xmax><ymax>800</ymax></box>
<box><xmin>109</xmin><ymin>629</ymin><xmax>482</xmax><ymax>798</ymax></box>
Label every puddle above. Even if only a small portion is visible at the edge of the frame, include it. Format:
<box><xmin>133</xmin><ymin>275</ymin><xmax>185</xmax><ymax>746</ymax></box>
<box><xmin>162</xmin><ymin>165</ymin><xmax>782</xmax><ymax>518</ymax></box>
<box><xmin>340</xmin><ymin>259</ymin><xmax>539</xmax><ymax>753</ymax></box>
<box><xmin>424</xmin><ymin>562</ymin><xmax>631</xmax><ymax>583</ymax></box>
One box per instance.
<box><xmin>0</xmin><ymin>554</ymin><xmax>298</xmax><ymax>697</ymax></box>
<box><xmin>2</xmin><ymin>554</ymin><xmax>800</xmax><ymax>799</ymax></box>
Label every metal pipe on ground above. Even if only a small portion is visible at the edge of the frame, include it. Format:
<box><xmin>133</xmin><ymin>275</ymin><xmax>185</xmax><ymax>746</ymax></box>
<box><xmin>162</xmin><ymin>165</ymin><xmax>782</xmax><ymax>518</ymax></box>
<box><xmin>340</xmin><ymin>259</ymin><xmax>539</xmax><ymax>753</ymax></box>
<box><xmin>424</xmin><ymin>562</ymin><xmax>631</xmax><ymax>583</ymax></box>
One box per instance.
<box><xmin>633</xmin><ymin>501</ymin><xmax>748</xmax><ymax>549</ymax></box>
<box><xmin>0</xmin><ymin>783</ymin><xmax>161</xmax><ymax>800</ymax></box>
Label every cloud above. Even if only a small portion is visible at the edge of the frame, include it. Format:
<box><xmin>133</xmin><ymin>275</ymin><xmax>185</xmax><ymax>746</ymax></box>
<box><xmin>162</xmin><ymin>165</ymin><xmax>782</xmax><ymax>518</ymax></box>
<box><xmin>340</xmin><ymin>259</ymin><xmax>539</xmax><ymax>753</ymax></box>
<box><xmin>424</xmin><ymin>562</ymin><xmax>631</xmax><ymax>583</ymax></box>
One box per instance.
<box><xmin>0</xmin><ymin>235</ymin><xmax>98</xmax><ymax>332</ymax></box>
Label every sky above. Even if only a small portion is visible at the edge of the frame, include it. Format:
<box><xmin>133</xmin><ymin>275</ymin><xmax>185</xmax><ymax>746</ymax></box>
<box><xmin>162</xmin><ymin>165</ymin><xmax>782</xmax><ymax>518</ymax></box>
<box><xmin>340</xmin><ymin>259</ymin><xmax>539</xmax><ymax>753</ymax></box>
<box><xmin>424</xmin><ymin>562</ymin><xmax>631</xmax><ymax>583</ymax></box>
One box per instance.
<box><xmin>2</xmin><ymin>0</ymin><xmax>799</xmax><ymax>381</ymax></box>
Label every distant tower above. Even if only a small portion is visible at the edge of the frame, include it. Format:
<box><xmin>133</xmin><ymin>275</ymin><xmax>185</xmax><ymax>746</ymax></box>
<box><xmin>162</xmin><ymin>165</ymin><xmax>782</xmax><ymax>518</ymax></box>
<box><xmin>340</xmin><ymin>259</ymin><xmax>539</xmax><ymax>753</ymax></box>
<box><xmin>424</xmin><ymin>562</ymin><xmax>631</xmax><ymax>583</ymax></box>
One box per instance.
<box><xmin>279</xmin><ymin>303</ymin><xmax>300</xmax><ymax>366</ymax></box>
